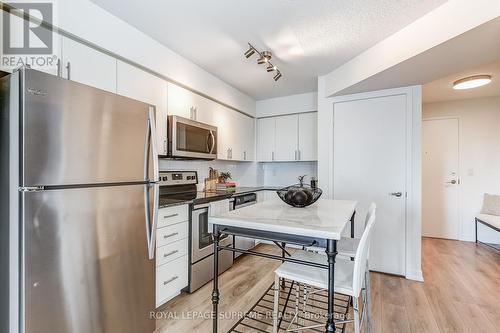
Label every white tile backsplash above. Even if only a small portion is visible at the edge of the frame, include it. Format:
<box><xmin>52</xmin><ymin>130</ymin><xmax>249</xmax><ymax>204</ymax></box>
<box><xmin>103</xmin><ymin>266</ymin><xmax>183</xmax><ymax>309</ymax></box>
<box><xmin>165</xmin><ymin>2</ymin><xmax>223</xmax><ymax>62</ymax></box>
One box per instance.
<box><xmin>159</xmin><ymin>159</ymin><xmax>263</xmax><ymax>191</ymax></box>
<box><xmin>158</xmin><ymin>159</ymin><xmax>317</xmax><ymax>190</ymax></box>
<box><xmin>261</xmin><ymin>161</ymin><xmax>318</xmax><ymax>188</ymax></box>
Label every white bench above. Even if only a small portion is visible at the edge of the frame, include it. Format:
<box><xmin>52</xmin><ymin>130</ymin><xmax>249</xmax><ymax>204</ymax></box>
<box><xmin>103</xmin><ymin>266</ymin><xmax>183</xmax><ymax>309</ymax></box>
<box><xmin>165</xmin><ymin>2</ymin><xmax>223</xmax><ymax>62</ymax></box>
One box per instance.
<box><xmin>475</xmin><ymin>214</ymin><xmax>500</xmax><ymax>251</ymax></box>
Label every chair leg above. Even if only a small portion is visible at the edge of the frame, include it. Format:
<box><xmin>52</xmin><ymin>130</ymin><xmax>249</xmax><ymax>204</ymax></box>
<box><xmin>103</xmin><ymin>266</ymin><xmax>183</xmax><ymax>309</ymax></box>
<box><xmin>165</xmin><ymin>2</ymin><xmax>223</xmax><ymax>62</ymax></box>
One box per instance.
<box><xmin>353</xmin><ymin>296</ymin><xmax>360</xmax><ymax>333</ymax></box>
<box><xmin>365</xmin><ymin>267</ymin><xmax>372</xmax><ymax>333</ymax></box>
<box><xmin>273</xmin><ymin>275</ymin><xmax>280</xmax><ymax>333</ymax></box>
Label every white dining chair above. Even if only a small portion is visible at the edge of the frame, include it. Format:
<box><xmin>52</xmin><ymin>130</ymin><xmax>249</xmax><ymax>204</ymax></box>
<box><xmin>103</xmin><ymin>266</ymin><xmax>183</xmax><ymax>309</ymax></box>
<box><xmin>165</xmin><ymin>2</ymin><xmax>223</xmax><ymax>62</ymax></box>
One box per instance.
<box><xmin>337</xmin><ymin>202</ymin><xmax>377</xmax><ymax>258</ymax></box>
<box><xmin>272</xmin><ymin>212</ymin><xmax>377</xmax><ymax>333</ymax></box>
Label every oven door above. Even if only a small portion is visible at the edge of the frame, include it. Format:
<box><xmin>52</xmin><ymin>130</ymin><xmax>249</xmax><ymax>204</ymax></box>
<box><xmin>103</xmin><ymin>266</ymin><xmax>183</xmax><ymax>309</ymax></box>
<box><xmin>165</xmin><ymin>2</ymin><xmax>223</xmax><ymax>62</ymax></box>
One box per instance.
<box><xmin>169</xmin><ymin>115</ymin><xmax>217</xmax><ymax>159</ymax></box>
<box><xmin>191</xmin><ymin>205</ymin><xmax>231</xmax><ymax>263</ymax></box>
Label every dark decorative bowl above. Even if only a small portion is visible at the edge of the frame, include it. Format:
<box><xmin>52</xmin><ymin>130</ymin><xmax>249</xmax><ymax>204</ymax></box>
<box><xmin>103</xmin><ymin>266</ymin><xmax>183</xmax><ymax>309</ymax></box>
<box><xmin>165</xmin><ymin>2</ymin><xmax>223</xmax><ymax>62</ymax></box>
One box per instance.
<box><xmin>276</xmin><ymin>184</ymin><xmax>322</xmax><ymax>208</ymax></box>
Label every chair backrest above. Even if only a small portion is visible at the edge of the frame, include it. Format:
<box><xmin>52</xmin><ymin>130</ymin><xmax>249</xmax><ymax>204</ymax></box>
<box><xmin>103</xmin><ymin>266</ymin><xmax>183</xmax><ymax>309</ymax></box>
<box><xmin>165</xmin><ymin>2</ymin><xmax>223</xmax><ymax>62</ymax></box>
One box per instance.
<box><xmin>364</xmin><ymin>202</ymin><xmax>377</xmax><ymax>227</ymax></box>
<box><xmin>352</xmin><ymin>210</ymin><xmax>376</xmax><ymax>296</ymax></box>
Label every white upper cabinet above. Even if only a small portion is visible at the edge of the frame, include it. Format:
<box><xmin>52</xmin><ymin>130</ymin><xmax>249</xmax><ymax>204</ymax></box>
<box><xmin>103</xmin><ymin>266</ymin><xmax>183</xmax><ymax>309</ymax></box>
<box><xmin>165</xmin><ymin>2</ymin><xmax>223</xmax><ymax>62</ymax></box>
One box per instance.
<box><xmin>257</xmin><ymin>112</ymin><xmax>317</xmax><ymax>162</ymax></box>
<box><xmin>298</xmin><ymin>112</ymin><xmax>317</xmax><ymax>161</ymax></box>
<box><xmin>116</xmin><ymin>61</ymin><xmax>168</xmax><ymax>155</ymax></box>
<box><xmin>61</xmin><ymin>36</ymin><xmax>116</xmax><ymax>93</ymax></box>
<box><xmin>257</xmin><ymin>117</ymin><xmax>276</xmax><ymax>162</ymax></box>
<box><xmin>167</xmin><ymin>82</ymin><xmax>214</xmax><ymax>124</ymax></box>
<box><xmin>241</xmin><ymin>115</ymin><xmax>255</xmax><ymax>161</ymax></box>
<box><xmin>275</xmin><ymin>115</ymin><xmax>299</xmax><ymax>161</ymax></box>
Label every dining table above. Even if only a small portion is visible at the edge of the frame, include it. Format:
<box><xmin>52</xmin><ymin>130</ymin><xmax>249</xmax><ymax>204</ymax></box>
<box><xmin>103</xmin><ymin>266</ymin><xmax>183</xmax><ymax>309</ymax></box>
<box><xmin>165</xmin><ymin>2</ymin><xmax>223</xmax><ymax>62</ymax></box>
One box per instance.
<box><xmin>208</xmin><ymin>197</ymin><xmax>357</xmax><ymax>333</ymax></box>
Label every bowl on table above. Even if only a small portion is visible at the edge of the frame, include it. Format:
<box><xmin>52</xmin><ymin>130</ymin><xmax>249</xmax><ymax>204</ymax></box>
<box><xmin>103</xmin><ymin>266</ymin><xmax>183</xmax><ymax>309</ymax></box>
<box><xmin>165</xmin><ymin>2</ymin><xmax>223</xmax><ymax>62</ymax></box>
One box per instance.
<box><xmin>276</xmin><ymin>184</ymin><xmax>322</xmax><ymax>208</ymax></box>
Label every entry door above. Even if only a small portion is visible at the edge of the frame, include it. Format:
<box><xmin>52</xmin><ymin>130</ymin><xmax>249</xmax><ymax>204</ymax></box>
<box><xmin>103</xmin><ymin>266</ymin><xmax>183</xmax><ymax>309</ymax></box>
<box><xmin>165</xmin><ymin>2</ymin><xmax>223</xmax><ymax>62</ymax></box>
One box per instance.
<box><xmin>333</xmin><ymin>94</ymin><xmax>407</xmax><ymax>276</ymax></box>
<box><xmin>422</xmin><ymin>118</ymin><xmax>459</xmax><ymax>239</ymax></box>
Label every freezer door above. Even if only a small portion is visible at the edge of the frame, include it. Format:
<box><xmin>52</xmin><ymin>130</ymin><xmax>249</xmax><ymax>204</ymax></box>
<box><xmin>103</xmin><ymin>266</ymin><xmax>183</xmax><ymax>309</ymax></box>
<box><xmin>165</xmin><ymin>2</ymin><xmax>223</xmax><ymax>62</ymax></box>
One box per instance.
<box><xmin>22</xmin><ymin>68</ymin><xmax>157</xmax><ymax>186</ymax></box>
<box><xmin>22</xmin><ymin>184</ymin><xmax>156</xmax><ymax>333</ymax></box>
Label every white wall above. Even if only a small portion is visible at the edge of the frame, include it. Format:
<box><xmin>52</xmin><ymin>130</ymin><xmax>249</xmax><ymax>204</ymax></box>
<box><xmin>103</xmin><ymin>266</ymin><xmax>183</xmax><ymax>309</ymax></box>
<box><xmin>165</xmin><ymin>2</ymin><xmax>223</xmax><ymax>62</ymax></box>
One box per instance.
<box><xmin>256</xmin><ymin>92</ymin><xmax>317</xmax><ymax>117</ymax></box>
<box><xmin>423</xmin><ymin>96</ymin><xmax>500</xmax><ymax>244</ymax></box>
<box><xmin>56</xmin><ymin>0</ymin><xmax>255</xmax><ymax>115</ymax></box>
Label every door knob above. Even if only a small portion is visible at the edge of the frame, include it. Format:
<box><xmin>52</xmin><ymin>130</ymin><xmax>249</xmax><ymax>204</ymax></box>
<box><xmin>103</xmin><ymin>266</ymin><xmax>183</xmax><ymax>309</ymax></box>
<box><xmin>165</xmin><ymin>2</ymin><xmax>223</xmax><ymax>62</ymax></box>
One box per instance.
<box><xmin>445</xmin><ymin>180</ymin><xmax>457</xmax><ymax>185</ymax></box>
<box><xmin>390</xmin><ymin>192</ymin><xmax>402</xmax><ymax>197</ymax></box>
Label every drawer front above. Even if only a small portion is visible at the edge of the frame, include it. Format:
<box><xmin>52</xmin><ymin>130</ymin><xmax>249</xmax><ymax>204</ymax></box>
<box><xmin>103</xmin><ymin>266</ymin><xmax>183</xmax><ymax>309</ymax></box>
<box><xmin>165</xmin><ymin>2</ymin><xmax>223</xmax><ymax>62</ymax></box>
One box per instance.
<box><xmin>156</xmin><ymin>222</ymin><xmax>188</xmax><ymax>247</ymax></box>
<box><xmin>157</xmin><ymin>205</ymin><xmax>189</xmax><ymax>228</ymax></box>
<box><xmin>156</xmin><ymin>255</ymin><xmax>188</xmax><ymax>306</ymax></box>
<box><xmin>156</xmin><ymin>238</ymin><xmax>188</xmax><ymax>266</ymax></box>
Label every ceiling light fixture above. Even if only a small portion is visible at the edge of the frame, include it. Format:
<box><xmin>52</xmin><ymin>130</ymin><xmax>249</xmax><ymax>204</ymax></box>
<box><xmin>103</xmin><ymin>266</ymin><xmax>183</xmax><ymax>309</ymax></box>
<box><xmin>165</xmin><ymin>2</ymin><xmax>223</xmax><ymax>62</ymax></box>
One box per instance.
<box><xmin>453</xmin><ymin>75</ymin><xmax>492</xmax><ymax>90</ymax></box>
<box><xmin>266</xmin><ymin>64</ymin><xmax>276</xmax><ymax>72</ymax></box>
<box><xmin>244</xmin><ymin>47</ymin><xmax>255</xmax><ymax>58</ymax></box>
<box><xmin>244</xmin><ymin>43</ymin><xmax>282</xmax><ymax>81</ymax></box>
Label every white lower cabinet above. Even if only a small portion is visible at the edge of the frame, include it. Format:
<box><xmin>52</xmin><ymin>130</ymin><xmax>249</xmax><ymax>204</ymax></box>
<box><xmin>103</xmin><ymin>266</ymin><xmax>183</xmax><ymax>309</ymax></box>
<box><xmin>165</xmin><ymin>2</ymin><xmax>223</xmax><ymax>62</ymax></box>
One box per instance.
<box><xmin>156</xmin><ymin>205</ymin><xmax>189</xmax><ymax>307</ymax></box>
<box><xmin>156</xmin><ymin>255</ymin><xmax>188</xmax><ymax>307</ymax></box>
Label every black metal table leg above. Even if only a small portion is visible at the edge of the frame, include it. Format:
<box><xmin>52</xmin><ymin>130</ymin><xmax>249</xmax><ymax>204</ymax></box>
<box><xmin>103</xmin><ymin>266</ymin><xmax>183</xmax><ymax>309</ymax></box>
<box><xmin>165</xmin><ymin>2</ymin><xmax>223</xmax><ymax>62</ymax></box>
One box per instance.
<box><xmin>212</xmin><ymin>227</ymin><xmax>221</xmax><ymax>333</ymax></box>
<box><xmin>325</xmin><ymin>239</ymin><xmax>337</xmax><ymax>332</ymax></box>
<box><xmin>350</xmin><ymin>211</ymin><xmax>356</xmax><ymax>238</ymax></box>
<box><xmin>281</xmin><ymin>241</ymin><xmax>286</xmax><ymax>290</ymax></box>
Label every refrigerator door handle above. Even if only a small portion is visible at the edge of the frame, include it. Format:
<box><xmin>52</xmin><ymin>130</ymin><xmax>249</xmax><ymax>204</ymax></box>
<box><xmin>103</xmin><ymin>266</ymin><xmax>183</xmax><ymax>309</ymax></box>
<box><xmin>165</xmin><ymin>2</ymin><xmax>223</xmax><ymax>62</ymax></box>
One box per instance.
<box><xmin>144</xmin><ymin>183</ymin><xmax>159</xmax><ymax>260</ymax></box>
<box><xmin>148</xmin><ymin>106</ymin><xmax>159</xmax><ymax>182</ymax></box>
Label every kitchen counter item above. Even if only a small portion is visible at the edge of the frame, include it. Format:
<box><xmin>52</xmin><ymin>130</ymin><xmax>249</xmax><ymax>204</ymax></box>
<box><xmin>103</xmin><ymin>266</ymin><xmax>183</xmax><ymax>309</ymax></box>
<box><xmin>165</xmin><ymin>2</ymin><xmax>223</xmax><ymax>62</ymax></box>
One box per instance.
<box><xmin>277</xmin><ymin>184</ymin><xmax>322</xmax><ymax>208</ymax></box>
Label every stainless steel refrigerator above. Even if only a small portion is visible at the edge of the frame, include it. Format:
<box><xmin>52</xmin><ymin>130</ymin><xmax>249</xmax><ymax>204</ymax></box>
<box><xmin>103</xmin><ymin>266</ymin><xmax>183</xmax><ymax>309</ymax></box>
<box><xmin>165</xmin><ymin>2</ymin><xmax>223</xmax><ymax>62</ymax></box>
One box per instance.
<box><xmin>0</xmin><ymin>68</ymin><xmax>159</xmax><ymax>333</ymax></box>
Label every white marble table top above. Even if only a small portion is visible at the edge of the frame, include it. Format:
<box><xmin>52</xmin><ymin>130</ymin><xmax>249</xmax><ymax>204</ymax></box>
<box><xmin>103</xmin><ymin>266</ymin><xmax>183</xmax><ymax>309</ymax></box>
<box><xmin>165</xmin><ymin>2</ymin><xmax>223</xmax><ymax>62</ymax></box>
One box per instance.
<box><xmin>209</xmin><ymin>198</ymin><xmax>357</xmax><ymax>240</ymax></box>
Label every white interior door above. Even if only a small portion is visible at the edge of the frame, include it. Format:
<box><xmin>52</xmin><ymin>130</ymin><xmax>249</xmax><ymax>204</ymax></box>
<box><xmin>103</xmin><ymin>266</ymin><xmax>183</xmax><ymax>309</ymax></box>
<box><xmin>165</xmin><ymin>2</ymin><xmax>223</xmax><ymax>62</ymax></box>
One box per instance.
<box><xmin>333</xmin><ymin>94</ymin><xmax>407</xmax><ymax>276</ymax></box>
<box><xmin>422</xmin><ymin>118</ymin><xmax>459</xmax><ymax>239</ymax></box>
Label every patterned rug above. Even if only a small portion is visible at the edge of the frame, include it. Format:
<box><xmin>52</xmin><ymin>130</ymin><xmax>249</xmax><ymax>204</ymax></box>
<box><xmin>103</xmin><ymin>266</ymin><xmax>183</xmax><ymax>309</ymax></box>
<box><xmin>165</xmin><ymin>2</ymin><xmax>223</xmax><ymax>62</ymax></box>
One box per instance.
<box><xmin>228</xmin><ymin>279</ymin><xmax>351</xmax><ymax>333</ymax></box>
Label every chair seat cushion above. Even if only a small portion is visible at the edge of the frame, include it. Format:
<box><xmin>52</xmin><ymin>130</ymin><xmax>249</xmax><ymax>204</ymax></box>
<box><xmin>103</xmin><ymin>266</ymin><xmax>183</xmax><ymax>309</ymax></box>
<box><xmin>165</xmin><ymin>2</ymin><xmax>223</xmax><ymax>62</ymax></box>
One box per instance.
<box><xmin>338</xmin><ymin>237</ymin><xmax>360</xmax><ymax>257</ymax></box>
<box><xmin>476</xmin><ymin>213</ymin><xmax>500</xmax><ymax>230</ymax></box>
<box><xmin>275</xmin><ymin>250</ymin><xmax>355</xmax><ymax>297</ymax></box>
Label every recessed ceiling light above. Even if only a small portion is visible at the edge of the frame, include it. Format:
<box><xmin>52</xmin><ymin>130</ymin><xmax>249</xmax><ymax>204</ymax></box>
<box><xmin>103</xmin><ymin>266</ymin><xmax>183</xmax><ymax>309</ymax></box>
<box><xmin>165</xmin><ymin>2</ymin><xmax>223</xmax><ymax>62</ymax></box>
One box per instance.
<box><xmin>453</xmin><ymin>75</ymin><xmax>492</xmax><ymax>90</ymax></box>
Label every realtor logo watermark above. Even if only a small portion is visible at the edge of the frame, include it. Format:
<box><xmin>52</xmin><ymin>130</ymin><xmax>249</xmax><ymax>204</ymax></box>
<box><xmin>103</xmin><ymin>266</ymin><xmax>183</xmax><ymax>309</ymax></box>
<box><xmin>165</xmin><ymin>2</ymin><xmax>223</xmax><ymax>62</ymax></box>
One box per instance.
<box><xmin>1</xmin><ymin>1</ymin><xmax>58</xmax><ymax>71</ymax></box>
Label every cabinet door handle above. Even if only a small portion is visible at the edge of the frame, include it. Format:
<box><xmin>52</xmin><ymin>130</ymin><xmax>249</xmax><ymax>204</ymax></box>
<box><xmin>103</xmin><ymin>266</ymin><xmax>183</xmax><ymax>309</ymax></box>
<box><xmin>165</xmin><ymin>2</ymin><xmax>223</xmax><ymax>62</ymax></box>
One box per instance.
<box><xmin>66</xmin><ymin>62</ymin><xmax>71</xmax><ymax>80</ymax></box>
<box><xmin>163</xmin><ymin>250</ymin><xmax>179</xmax><ymax>258</ymax></box>
<box><xmin>298</xmin><ymin>150</ymin><xmax>301</xmax><ymax>160</ymax></box>
<box><xmin>272</xmin><ymin>151</ymin><xmax>275</xmax><ymax>161</ymax></box>
<box><xmin>163</xmin><ymin>232</ymin><xmax>179</xmax><ymax>239</ymax></box>
<box><xmin>294</xmin><ymin>150</ymin><xmax>297</xmax><ymax>160</ymax></box>
<box><xmin>163</xmin><ymin>276</ymin><xmax>179</xmax><ymax>285</ymax></box>
<box><xmin>243</xmin><ymin>151</ymin><xmax>246</xmax><ymax>160</ymax></box>
<box><xmin>163</xmin><ymin>213</ymin><xmax>179</xmax><ymax>219</ymax></box>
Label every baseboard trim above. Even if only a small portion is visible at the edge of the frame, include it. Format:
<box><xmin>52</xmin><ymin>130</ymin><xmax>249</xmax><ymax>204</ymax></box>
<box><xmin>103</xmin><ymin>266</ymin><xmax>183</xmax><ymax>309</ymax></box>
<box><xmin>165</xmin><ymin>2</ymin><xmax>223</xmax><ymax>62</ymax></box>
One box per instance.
<box><xmin>406</xmin><ymin>270</ymin><xmax>424</xmax><ymax>282</ymax></box>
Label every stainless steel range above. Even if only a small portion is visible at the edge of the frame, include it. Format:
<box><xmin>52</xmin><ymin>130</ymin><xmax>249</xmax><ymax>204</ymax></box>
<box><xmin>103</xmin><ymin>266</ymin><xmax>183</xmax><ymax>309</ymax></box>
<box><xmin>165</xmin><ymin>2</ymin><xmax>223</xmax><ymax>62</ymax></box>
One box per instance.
<box><xmin>157</xmin><ymin>171</ymin><xmax>233</xmax><ymax>293</ymax></box>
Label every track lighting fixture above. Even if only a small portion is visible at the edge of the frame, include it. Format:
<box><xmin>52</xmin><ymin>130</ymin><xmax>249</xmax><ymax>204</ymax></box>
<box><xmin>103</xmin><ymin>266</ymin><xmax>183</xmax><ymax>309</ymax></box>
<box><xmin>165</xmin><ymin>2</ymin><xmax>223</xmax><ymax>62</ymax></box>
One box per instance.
<box><xmin>266</xmin><ymin>64</ymin><xmax>276</xmax><ymax>72</ymax></box>
<box><xmin>244</xmin><ymin>43</ymin><xmax>282</xmax><ymax>82</ymax></box>
<box><xmin>244</xmin><ymin>47</ymin><xmax>255</xmax><ymax>58</ymax></box>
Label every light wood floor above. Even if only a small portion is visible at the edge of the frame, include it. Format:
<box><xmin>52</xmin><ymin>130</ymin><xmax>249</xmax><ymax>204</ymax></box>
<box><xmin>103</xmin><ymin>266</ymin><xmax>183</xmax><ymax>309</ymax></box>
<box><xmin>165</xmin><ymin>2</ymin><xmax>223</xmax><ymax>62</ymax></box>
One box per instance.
<box><xmin>156</xmin><ymin>238</ymin><xmax>500</xmax><ymax>332</ymax></box>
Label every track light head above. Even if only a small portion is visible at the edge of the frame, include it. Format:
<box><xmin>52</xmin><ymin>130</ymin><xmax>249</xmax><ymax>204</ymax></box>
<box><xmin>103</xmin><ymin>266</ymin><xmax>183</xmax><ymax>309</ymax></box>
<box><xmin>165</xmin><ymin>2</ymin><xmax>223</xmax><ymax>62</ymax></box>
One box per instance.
<box><xmin>266</xmin><ymin>64</ymin><xmax>276</xmax><ymax>72</ymax></box>
<box><xmin>273</xmin><ymin>72</ymin><xmax>282</xmax><ymax>81</ymax></box>
<box><xmin>257</xmin><ymin>51</ymin><xmax>272</xmax><ymax>64</ymax></box>
<box><xmin>244</xmin><ymin>48</ymin><xmax>255</xmax><ymax>58</ymax></box>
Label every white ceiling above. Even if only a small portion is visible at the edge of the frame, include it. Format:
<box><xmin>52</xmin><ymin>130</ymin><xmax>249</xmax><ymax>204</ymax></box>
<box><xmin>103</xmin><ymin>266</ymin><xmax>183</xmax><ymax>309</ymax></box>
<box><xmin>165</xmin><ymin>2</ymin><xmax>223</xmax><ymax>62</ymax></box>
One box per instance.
<box><xmin>91</xmin><ymin>0</ymin><xmax>446</xmax><ymax>100</ymax></box>
<box><xmin>423</xmin><ymin>60</ymin><xmax>500</xmax><ymax>103</ymax></box>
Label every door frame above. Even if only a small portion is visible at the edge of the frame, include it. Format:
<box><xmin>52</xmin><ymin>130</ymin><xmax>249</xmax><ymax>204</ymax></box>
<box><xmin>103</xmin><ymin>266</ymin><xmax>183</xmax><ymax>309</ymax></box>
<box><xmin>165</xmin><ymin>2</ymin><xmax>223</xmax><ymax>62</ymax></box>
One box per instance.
<box><xmin>317</xmin><ymin>83</ymin><xmax>423</xmax><ymax>281</ymax></box>
<box><xmin>422</xmin><ymin>116</ymin><xmax>462</xmax><ymax>240</ymax></box>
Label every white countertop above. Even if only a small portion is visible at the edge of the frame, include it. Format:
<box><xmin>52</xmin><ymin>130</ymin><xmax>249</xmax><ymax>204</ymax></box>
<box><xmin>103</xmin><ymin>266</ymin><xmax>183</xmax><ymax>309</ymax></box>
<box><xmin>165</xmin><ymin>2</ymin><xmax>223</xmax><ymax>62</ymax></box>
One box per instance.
<box><xmin>209</xmin><ymin>198</ymin><xmax>357</xmax><ymax>240</ymax></box>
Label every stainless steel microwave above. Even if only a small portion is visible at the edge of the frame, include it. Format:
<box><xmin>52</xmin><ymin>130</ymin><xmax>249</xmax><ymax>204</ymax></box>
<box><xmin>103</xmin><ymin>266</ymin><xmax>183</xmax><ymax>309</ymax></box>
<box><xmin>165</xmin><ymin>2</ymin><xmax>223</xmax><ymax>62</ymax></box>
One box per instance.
<box><xmin>167</xmin><ymin>115</ymin><xmax>217</xmax><ymax>160</ymax></box>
